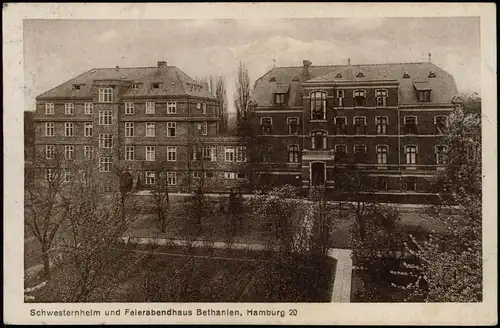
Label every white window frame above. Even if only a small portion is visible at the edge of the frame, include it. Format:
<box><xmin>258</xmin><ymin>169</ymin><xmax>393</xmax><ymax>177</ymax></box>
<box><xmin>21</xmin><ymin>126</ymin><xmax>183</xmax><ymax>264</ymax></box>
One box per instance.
<box><xmin>310</xmin><ymin>130</ymin><xmax>327</xmax><ymax>150</ymax></box>
<box><xmin>64</xmin><ymin>170</ymin><xmax>71</xmax><ymax>183</ymax></box>
<box><xmin>288</xmin><ymin>144</ymin><xmax>299</xmax><ymax>163</ymax></box>
<box><xmin>167</xmin><ymin>172</ymin><xmax>177</xmax><ymax>186</ymax></box>
<box><xmin>99</xmin><ymin>110</ymin><xmax>112</xmax><ymax>125</ymax></box>
<box><xmin>45</xmin><ymin>168</ymin><xmax>55</xmax><ymax>182</ymax></box>
<box><xmin>131</xmin><ymin>83</ymin><xmax>140</xmax><ymax>90</ymax></box>
<box><xmin>196</xmin><ymin>103</ymin><xmax>202</xmax><ymax>110</ymax></box>
<box><xmin>353</xmin><ymin>116</ymin><xmax>367</xmax><ymax>135</ymax></box>
<box><xmin>167</xmin><ymin>102</ymin><xmax>177</xmax><ymax>114</ymax></box>
<box><xmin>125</xmin><ymin>122</ymin><xmax>134</xmax><ymax>137</ymax></box>
<box><xmin>310</xmin><ymin>91</ymin><xmax>327</xmax><ymax>120</ymax></box>
<box><xmin>166</xmin><ymin>146</ymin><xmax>176</xmax><ymax>162</ymax></box>
<box><xmin>225</xmin><ymin>146</ymin><xmax>235</xmax><ymax>162</ymax></box>
<box><xmin>403</xmin><ymin>115</ymin><xmax>418</xmax><ymax>125</ymax></box>
<box><xmin>375</xmin><ymin>89</ymin><xmax>388</xmax><ymax>107</ymax></box>
<box><xmin>84</xmin><ymin>122</ymin><xmax>93</xmax><ymax>137</ymax></box>
<box><xmin>287</xmin><ymin>117</ymin><xmax>299</xmax><ymax>135</ymax></box>
<box><xmin>435</xmin><ymin>145</ymin><xmax>448</xmax><ymax>165</ymax></box>
<box><xmin>84</xmin><ymin>146</ymin><xmax>93</xmax><ymax>160</ymax></box>
<box><xmin>375</xmin><ymin>116</ymin><xmax>388</xmax><ymax>135</ymax></box>
<box><xmin>337</xmin><ymin>90</ymin><xmax>345</xmax><ymax>107</ymax></box>
<box><xmin>200</xmin><ymin>121</ymin><xmax>208</xmax><ymax>136</ymax></box>
<box><xmin>65</xmin><ymin>145</ymin><xmax>74</xmax><ymax>160</ymax></box>
<box><xmin>145</xmin><ymin>171</ymin><xmax>156</xmax><ymax>185</ymax></box>
<box><xmin>45</xmin><ymin>103</ymin><xmax>55</xmax><ymax>115</ymax></box>
<box><xmin>64</xmin><ymin>122</ymin><xmax>74</xmax><ymax>137</ymax></box>
<box><xmin>236</xmin><ymin>146</ymin><xmax>246</xmax><ymax>162</ymax></box>
<box><xmin>260</xmin><ymin>117</ymin><xmax>273</xmax><ymax>135</ymax></box>
<box><xmin>45</xmin><ymin>122</ymin><xmax>55</xmax><ymax>137</ymax></box>
<box><xmin>334</xmin><ymin>116</ymin><xmax>347</xmax><ymax>134</ymax></box>
<box><xmin>64</xmin><ymin>103</ymin><xmax>74</xmax><ymax>115</ymax></box>
<box><xmin>99</xmin><ymin>133</ymin><xmax>113</xmax><ymax>149</ymax></box>
<box><xmin>84</xmin><ymin>103</ymin><xmax>93</xmax><ymax>115</ymax></box>
<box><xmin>193</xmin><ymin>171</ymin><xmax>203</xmax><ymax>179</ymax></box>
<box><xmin>224</xmin><ymin>172</ymin><xmax>236</xmax><ymax>179</ymax></box>
<box><xmin>354</xmin><ymin>144</ymin><xmax>367</xmax><ymax>153</ymax></box>
<box><xmin>45</xmin><ymin>145</ymin><xmax>55</xmax><ymax>159</ymax></box>
<box><xmin>334</xmin><ymin>144</ymin><xmax>347</xmax><ymax>154</ymax></box>
<box><xmin>376</xmin><ymin>144</ymin><xmax>389</xmax><ymax>164</ymax></box>
<box><xmin>125</xmin><ymin>146</ymin><xmax>135</xmax><ymax>161</ymax></box>
<box><xmin>125</xmin><ymin>102</ymin><xmax>134</xmax><ymax>115</ymax></box>
<box><xmin>146</xmin><ymin>146</ymin><xmax>156</xmax><ymax>162</ymax></box>
<box><xmin>167</xmin><ymin>122</ymin><xmax>176</xmax><ymax>137</ymax></box>
<box><xmin>202</xmin><ymin>103</ymin><xmax>207</xmax><ymax>114</ymax></box>
<box><xmin>99</xmin><ymin>156</ymin><xmax>112</xmax><ymax>172</ymax></box>
<box><xmin>146</xmin><ymin>102</ymin><xmax>155</xmax><ymax>115</ymax></box>
<box><xmin>98</xmin><ymin>87</ymin><xmax>113</xmax><ymax>103</ymax></box>
<box><xmin>405</xmin><ymin>145</ymin><xmax>418</xmax><ymax>164</ymax></box>
<box><xmin>353</xmin><ymin>89</ymin><xmax>366</xmax><ymax>107</ymax></box>
<box><xmin>146</xmin><ymin>122</ymin><xmax>155</xmax><ymax>137</ymax></box>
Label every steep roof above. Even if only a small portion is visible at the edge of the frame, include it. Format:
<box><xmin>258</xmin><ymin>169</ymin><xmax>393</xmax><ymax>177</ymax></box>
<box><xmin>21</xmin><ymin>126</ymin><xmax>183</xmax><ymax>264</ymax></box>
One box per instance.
<box><xmin>37</xmin><ymin>65</ymin><xmax>216</xmax><ymax>100</ymax></box>
<box><xmin>252</xmin><ymin>62</ymin><xmax>458</xmax><ymax>106</ymax></box>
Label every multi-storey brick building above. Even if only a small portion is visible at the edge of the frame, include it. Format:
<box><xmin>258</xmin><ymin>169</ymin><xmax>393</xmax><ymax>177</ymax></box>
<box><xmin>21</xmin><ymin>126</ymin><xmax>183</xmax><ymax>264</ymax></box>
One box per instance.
<box><xmin>33</xmin><ymin>61</ymin><xmax>248</xmax><ymax>192</ymax></box>
<box><xmin>251</xmin><ymin>58</ymin><xmax>461</xmax><ymax>202</ymax></box>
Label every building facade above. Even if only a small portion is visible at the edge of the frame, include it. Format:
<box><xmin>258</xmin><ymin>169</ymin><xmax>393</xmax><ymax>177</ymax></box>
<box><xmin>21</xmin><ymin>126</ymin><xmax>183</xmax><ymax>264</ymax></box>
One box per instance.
<box><xmin>251</xmin><ymin>58</ymin><xmax>461</xmax><ymax>202</ymax></box>
<box><xmin>33</xmin><ymin>61</ymin><xmax>248</xmax><ymax>193</ymax></box>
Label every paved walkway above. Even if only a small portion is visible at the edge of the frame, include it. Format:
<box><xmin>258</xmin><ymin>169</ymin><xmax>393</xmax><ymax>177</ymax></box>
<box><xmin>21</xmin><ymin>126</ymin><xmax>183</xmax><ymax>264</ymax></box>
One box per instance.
<box><xmin>121</xmin><ymin>236</ymin><xmax>353</xmax><ymax>303</ymax></box>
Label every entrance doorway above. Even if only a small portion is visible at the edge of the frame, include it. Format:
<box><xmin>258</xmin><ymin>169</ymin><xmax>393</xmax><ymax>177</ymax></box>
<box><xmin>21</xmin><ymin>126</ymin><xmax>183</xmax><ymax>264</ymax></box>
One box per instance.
<box><xmin>311</xmin><ymin>162</ymin><xmax>326</xmax><ymax>186</ymax></box>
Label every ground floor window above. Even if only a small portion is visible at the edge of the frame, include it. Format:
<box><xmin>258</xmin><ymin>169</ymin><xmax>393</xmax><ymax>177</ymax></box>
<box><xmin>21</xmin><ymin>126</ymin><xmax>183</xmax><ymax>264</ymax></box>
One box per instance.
<box><xmin>167</xmin><ymin>172</ymin><xmax>177</xmax><ymax>186</ymax></box>
<box><xmin>145</xmin><ymin>171</ymin><xmax>155</xmax><ymax>185</ymax></box>
<box><xmin>404</xmin><ymin>177</ymin><xmax>417</xmax><ymax>191</ymax></box>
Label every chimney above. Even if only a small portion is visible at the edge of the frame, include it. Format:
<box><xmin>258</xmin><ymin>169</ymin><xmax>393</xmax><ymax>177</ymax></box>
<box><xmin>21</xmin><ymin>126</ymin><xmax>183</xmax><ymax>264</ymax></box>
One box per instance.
<box><xmin>157</xmin><ymin>61</ymin><xmax>167</xmax><ymax>68</ymax></box>
<box><xmin>302</xmin><ymin>60</ymin><xmax>312</xmax><ymax>79</ymax></box>
<box><xmin>348</xmin><ymin>58</ymin><xmax>351</xmax><ymax>66</ymax></box>
<box><xmin>428</xmin><ymin>52</ymin><xmax>432</xmax><ymax>63</ymax></box>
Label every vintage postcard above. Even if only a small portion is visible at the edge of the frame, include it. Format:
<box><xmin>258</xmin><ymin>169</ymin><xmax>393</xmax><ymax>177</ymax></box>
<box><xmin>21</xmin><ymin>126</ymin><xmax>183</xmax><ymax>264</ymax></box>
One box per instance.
<box><xmin>3</xmin><ymin>2</ymin><xmax>497</xmax><ymax>325</ymax></box>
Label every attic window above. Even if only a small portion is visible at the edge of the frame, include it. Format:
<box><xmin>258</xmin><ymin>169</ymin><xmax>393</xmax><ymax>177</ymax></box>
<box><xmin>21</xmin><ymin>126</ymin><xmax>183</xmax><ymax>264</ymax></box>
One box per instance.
<box><xmin>428</xmin><ymin>71</ymin><xmax>436</xmax><ymax>78</ymax></box>
<box><xmin>72</xmin><ymin>84</ymin><xmax>81</xmax><ymax>91</ymax></box>
<box><xmin>292</xmin><ymin>76</ymin><xmax>299</xmax><ymax>81</ymax></box>
<box><xmin>269</xmin><ymin>77</ymin><xmax>276</xmax><ymax>82</ymax></box>
<box><xmin>335</xmin><ymin>73</ymin><xmax>342</xmax><ymax>78</ymax></box>
<box><xmin>403</xmin><ymin>72</ymin><xmax>410</xmax><ymax>79</ymax></box>
<box><xmin>152</xmin><ymin>83</ymin><xmax>161</xmax><ymax>89</ymax></box>
<box><xmin>131</xmin><ymin>83</ymin><xmax>140</xmax><ymax>90</ymax></box>
<box><xmin>356</xmin><ymin>72</ymin><xmax>364</xmax><ymax>78</ymax></box>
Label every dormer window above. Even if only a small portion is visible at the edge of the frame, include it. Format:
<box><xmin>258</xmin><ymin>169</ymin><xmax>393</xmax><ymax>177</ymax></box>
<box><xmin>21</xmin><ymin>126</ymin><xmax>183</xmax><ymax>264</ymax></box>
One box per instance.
<box><xmin>310</xmin><ymin>91</ymin><xmax>326</xmax><ymax>120</ymax></box>
<box><xmin>274</xmin><ymin>93</ymin><xmax>286</xmax><ymax>105</ymax></box>
<box><xmin>403</xmin><ymin>72</ymin><xmax>410</xmax><ymax>79</ymax></box>
<box><xmin>335</xmin><ymin>73</ymin><xmax>342</xmax><ymax>78</ymax></box>
<box><xmin>152</xmin><ymin>83</ymin><xmax>161</xmax><ymax>89</ymax></box>
<box><xmin>131</xmin><ymin>83</ymin><xmax>140</xmax><ymax>90</ymax></box>
<box><xmin>260</xmin><ymin>117</ymin><xmax>272</xmax><ymax>135</ymax></box>
<box><xmin>72</xmin><ymin>84</ymin><xmax>82</xmax><ymax>91</ymax></box>
<box><xmin>428</xmin><ymin>71</ymin><xmax>436</xmax><ymax>78</ymax></box>
<box><xmin>269</xmin><ymin>77</ymin><xmax>276</xmax><ymax>82</ymax></box>
<box><xmin>353</xmin><ymin>90</ymin><xmax>366</xmax><ymax>107</ymax></box>
<box><xmin>418</xmin><ymin>90</ymin><xmax>431</xmax><ymax>102</ymax></box>
<box><xmin>356</xmin><ymin>72</ymin><xmax>364</xmax><ymax>78</ymax></box>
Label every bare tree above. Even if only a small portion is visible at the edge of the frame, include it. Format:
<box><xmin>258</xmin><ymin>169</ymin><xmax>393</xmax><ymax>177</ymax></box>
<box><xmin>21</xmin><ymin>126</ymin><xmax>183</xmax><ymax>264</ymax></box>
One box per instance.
<box><xmin>234</xmin><ymin>61</ymin><xmax>251</xmax><ymax>135</ymax></box>
<box><xmin>150</xmin><ymin>162</ymin><xmax>171</xmax><ymax>233</ymax></box>
<box><xmin>215</xmin><ymin>76</ymin><xmax>229</xmax><ymax>134</ymax></box>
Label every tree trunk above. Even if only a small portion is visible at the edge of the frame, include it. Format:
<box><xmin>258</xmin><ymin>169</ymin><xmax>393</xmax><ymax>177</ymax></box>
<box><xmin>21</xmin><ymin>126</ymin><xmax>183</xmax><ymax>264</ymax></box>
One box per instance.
<box><xmin>42</xmin><ymin>244</ymin><xmax>51</xmax><ymax>278</ymax></box>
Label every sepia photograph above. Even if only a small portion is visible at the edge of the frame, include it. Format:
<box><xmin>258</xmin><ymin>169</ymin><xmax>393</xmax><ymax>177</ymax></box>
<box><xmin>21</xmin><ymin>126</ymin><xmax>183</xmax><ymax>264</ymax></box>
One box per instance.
<box><xmin>4</xmin><ymin>2</ymin><xmax>497</xmax><ymax>325</ymax></box>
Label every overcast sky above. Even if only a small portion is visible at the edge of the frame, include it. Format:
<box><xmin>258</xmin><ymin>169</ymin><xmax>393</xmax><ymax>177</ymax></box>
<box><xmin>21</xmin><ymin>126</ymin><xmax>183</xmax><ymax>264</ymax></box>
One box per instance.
<box><xmin>24</xmin><ymin>17</ymin><xmax>480</xmax><ymax>111</ymax></box>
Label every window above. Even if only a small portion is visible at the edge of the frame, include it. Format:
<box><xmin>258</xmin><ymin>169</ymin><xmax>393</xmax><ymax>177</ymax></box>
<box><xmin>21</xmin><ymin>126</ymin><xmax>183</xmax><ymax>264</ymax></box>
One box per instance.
<box><xmin>167</xmin><ymin>172</ymin><xmax>177</xmax><ymax>186</ymax></box>
<box><xmin>335</xmin><ymin>73</ymin><xmax>342</xmax><ymax>78</ymax></box>
<box><xmin>354</xmin><ymin>145</ymin><xmax>367</xmax><ymax>153</ymax></box>
<box><xmin>131</xmin><ymin>84</ymin><xmax>140</xmax><ymax>90</ymax></box>
<box><xmin>310</xmin><ymin>91</ymin><xmax>326</xmax><ymax>120</ymax></box>
<box><xmin>376</xmin><ymin>145</ymin><xmax>388</xmax><ymax>164</ymax></box>
<box><xmin>45</xmin><ymin>122</ymin><xmax>54</xmax><ymax>137</ymax></box>
<box><xmin>199</xmin><ymin>121</ymin><xmax>208</xmax><ymax>136</ymax></box>
<box><xmin>274</xmin><ymin>93</ymin><xmax>285</xmax><ymax>105</ymax></box>
<box><xmin>125</xmin><ymin>122</ymin><xmax>134</xmax><ymax>137</ymax></box>
<box><xmin>99</xmin><ymin>157</ymin><xmax>112</xmax><ymax>172</ymax></box>
<box><xmin>102</xmin><ymin>186</ymin><xmax>113</xmax><ymax>193</ymax></box>
<box><xmin>45</xmin><ymin>103</ymin><xmax>55</xmax><ymax>115</ymax></box>
<box><xmin>354</xmin><ymin>144</ymin><xmax>367</xmax><ymax>163</ymax></box>
<box><xmin>84</xmin><ymin>103</ymin><xmax>93</xmax><ymax>115</ymax></box>
<box><xmin>354</xmin><ymin>117</ymin><xmax>367</xmax><ymax>135</ymax></box>
<box><xmin>152</xmin><ymin>83</ymin><xmax>160</xmax><ymax>89</ymax></box>
<box><xmin>167</xmin><ymin>102</ymin><xmax>177</xmax><ymax>114</ymax></box>
<box><xmin>376</xmin><ymin>90</ymin><xmax>388</xmax><ymax>106</ymax></box>
<box><xmin>99</xmin><ymin>133</ymin><xmax>112</xmax><ymax>148</ymax></box>
<box><xmin>166</xmin><ymin>146</ymin><xmax>176</xmax><ymax>161</ymax></box>
<box><xmin>197</xmin><ymin>103</ymin><xmax>201</xmax><ymax>110</ymax></box>
<box><xmin>237</xmin><ymin>172</ymin><xmax>246</xmax><ymax>179</ymax></box>
<box><xmin>435</xmin><ymin>145</ymin><xmax>447</xmax><ymax>164</ymax></box>
<box><xmin>405</xmin><ymin>145</ymin><xmax>418</xmax><ymax>164</ymax></box>
<box><xmin>334</xmin><ymin>117</ymin><xmax>347</xmax><ymax>135</ymax></box>
<box><xmin>146</xmin><ymin>122</ymin><xmax>155</xmax><ymax>137</ymax></box>
<box><xmin>125</xmin><ymin>146</ymin><xmax>135</xmax><ymax>161</ymax></box>
<box><xmin>167</xmin><ymin>122</ymin><xmax>176</xmax><ymax>137</ymax></box>
<box><xmin>287</xmin><ymin>117</ymin><xmax>299</xmax><ymax>135</ymax></box>
<box><xmin>224</xmin><ymin>172</ymin><xmax>236</xmax><ymax>179</ymax></box>
<box><xmin>65</xmin><ymin>145</ymin><xmax>74</xmax><ymax>160</ymax></box>
<box><xmin>98</xmin><ymin>88</ymin><xmax>113</xmax><ymax>103</ymax></box>
<box><xmin>99</xmin><ymin>110</ymin><xmax>112</xmax><ymax>125</ymax></box>
<box><xmin>356</xmin><ymin>72</ymin><xmax>364</xmax><ymax>78</ymax></box>
<box><xmin>64</xmin><ymin>103</ymin><xmax>74</xmax><ymax>115</ymax></box>
<box><xmin>335</xmin><ymin>144</ymin><xmax>347</xmax><ymax>155</ymax></box>
<box><xmin>403</xmin><ymin>72</ymin><xmax>410</xmax><ymax>79</ymax></box>
<box><xmin>64</xmin><ymin>122</ymin><xmax>74</xmax><ymax>137</ymax></box>
<box><xmin>377</xmin><ymin>177</ymin><xmax>388</xmax><ymax>191</ymax></box>
<box><xmin>45</xmin><ymin>169</ymin><xmax>55</xmax><ymax>182</ymax></box>
<box><xmin>84</xmin><ymin>146</ymin><xmax>93</xmax><ymax>160</ymax></box>
<box><xmin>84</xmin><ymin>122</ymin><xmax>93</xmax><ymax>137</ymax></box>
<box><xmin>146</xmin><ymin>146</ymin><xmax>156</xmax><ymax>161</ymax></box>
<box><xmin>428</xmin><ymin>71</ymin><xmax>436</xmax><ymax>78</ymax></box>
<box><xmin>225</xmin><ymin>147</ymin><xmax>235</xmax><ymax>162</ymax></box>
<box><xmin>337</xmin><ymin>90</ymin><xmax>345</xmax><ymax>107</ymax></box>
<box><xmin>405</xmin><ymin>177</ymin><xmax>417</xmax><ymax>191</ymax></box>
<box><xmin>376</xmin><ymin>117</ymin><xmax>388</xmax><ymax>135</ymax></box>
<box><xmin>64</xmin><ymin>170</ymin><xmax>71</xmax><ymax>183</ymax></box>
<box><xmin>311</xmin><ymin>131</ymin><xmax>327</xmax><ymax>149</ymax></box>
<box><xmin>145</xmin><ymin>171</ymin><xmax>155</xmax><ymax>185</ymax></box>
<box><xmin>354</xmin><ymin>90</ymin><xmax>366</xmax><ymax>107</ymax></box>
<box><xmin>404</xmin><ymin>116</ymin><xmax>418</xmax><ymax>134</ymax></box>
<box><xmin>236</xmin><ymin>146</ymin><xmax>246</xmax><ymax>162</ymax></box>
<box><xmin>45</xmin><ymin>145</ymin><xmax>55</xmax><ymax>159</ymax></box>
<box><xmin>261</xmin><ymin>117</ymin><xmax>272</xmax><ymax>135</ymax></box>
<box><xmin>146</xmin><ymin>102</ymin><xmax>155</xmax><ymax>114</ymax></box>
<box><xmin>204</xmin><ymin>147</ymin><xmax>217</xmax><ymax>161</ymax></box>
<box><xmin>435</xmin><ymin>116</ymin><xmax>448</xmax><ymax>134</ymax></box>
<box><xmin>202</xmin><ymin>103</ymin><xmax>207</xmax><ymax>114</ymax></box>
<box><xmin>205</xmin><ymin>172</ymin><xmax>214</xmax><ymax>178</ymax></box>
<box><xmin>418</xmin><ymin>90</ymin><xmax>431</xmax><ymax>102</ymax></box>
<box><xmin>288</xmin><ymin>145</ymin><xmax>299</xmax><ymax>163</ymax></box>
<box><xmin>125</xmin><ymin>102</ymin><xmax>134</xmax><ymax>115</ymax></box>
<box><xmin>193</xmin><ymin>171</ymin><xmax>203</xmax><ymax>179</ymax></box>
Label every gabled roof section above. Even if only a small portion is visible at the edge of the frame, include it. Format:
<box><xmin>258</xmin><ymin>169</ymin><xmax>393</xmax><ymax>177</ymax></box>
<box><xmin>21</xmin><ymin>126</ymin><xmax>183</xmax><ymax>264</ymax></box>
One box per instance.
<box><xmin>307</xmin><ymin>65</ymin><xmax>396</xmax><ymax>83</ymax></box>
<box><xmin>37</xmin><ymin>65</ymin><xmax>216</xmax><ymax>100</ymax></box>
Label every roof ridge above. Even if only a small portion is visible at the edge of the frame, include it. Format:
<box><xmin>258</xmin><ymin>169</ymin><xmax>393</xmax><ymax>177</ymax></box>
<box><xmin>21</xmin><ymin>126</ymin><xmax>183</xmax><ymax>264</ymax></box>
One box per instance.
<box><xmin>271</xmin><ymin>61</ymin><xmax>432</xmax><ymax>69</ymax></box>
